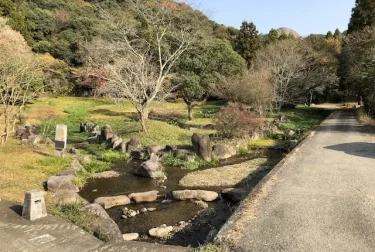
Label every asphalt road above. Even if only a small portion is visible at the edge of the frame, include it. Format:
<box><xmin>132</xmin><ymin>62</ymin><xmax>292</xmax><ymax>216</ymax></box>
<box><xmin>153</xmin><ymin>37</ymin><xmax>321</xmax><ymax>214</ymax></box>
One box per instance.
<box><xmin>231</xmin><ymin>109</ymin><xmax>375</xmax><ymax>251</ymax></box>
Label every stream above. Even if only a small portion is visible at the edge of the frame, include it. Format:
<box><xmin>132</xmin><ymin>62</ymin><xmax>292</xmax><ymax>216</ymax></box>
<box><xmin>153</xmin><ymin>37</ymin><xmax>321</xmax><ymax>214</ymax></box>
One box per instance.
<box><xmin>79</xmin><ymin>149</ymin><xmax>284</xmax><ymax>247</ymax></box>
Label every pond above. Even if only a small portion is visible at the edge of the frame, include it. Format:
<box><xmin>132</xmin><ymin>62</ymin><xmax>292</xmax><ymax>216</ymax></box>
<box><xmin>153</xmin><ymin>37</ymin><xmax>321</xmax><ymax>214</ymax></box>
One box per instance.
<box><xmin>79</xmin><ymin>149</ymin><xmax>284</xmax><ymax>247</ymax></box>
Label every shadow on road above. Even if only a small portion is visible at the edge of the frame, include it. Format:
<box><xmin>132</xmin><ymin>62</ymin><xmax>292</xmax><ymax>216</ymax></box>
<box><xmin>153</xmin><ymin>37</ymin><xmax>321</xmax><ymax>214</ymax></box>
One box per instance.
<box><xmin>325</xmin><ymin>142</ymin><xmax>375</xmax><ymax>159</ymax></box>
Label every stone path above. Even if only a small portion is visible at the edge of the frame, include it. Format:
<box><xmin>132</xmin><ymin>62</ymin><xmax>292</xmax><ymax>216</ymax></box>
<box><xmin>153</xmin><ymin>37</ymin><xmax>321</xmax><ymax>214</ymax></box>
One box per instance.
<box><xmin>0</xmin><ymin>200</ymin><xmax>186</xmax><ymax>252</ymax></box>
<box><xmin>216</xmin><ymin>109</ymin><xmax>375</xmax><ymax>251</ymax></box>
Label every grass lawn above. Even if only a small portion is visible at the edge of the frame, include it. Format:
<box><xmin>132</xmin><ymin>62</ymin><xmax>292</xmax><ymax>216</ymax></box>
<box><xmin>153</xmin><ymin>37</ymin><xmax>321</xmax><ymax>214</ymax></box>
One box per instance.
<box><xmin>0</xmin><ymin>98</ymin><xmax>332</xmax><ymax>203</ymax></box>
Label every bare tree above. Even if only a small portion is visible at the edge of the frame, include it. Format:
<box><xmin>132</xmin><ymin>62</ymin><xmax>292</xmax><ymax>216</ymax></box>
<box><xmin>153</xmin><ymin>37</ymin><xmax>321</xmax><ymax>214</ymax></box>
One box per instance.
<box><xmin>252</xmin><ymin>39</ymin><xmax>308</xmax><ymax>111</ymax></box>
<box><xmin>81</xmin><ymin>0</ymin><xmax>202</xmax><ymax>132</ymax></box>
<box><xmin>0</xmin><ymin>18</ymin><xmax>43</xmax><ymax>144</ymax></box>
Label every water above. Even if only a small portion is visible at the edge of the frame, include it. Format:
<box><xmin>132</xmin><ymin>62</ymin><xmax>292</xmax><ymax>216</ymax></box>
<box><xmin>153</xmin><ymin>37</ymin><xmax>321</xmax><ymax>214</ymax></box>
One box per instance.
<box><xmin>79</xmin><ymin>149</ymin><xmax>284</xmax><ymax>247</ymax></box>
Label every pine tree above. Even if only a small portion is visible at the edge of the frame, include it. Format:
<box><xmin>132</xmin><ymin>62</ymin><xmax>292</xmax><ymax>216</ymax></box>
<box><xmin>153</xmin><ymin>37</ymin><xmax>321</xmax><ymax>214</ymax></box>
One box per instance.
<box><xmin>348</xmin><ymin>0</ymin><xmax>375</xmax><ymax>33</ymax></box>
<box><xmin>234</xmin><ymin>21</ymin><xmax>261</xmax><ymax>67</ymax></box>
<box><xmin>268</xmin><ymin>28</ymin><xmax>279</xmax><ymax>44</ymax></box>
<box><xmin>325</xmin><ymin>31</ymin><xmax>334</xmax><ymax>40</ymax></box>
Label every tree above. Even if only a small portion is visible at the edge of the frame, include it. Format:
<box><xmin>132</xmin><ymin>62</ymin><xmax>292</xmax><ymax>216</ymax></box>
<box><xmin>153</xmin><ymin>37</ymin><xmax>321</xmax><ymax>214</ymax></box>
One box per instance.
<box><xmin>82</xmin><ymin>0</ymin><xmax>202</xmax><ymax>132</ymax></box>
<box><xmin>175</xmin><ymin>39</ymin><xmax>245</xmax><ymax>120</ymax></box>
<box><xmin>334</xmin><ymin>28</ymin><xmax>342</xmax><ymax>40</ymax></box>
<box><xmin>278</xmin><ymin>32</ymin><xmax>288</xmax><ymax>40</ymax></box>
<box><xmin>348</xmin><ymin>0</ymin><xmax>375</xmax><ymax>33</ymax></box>
<box><xmin>267</xmin><ymin>28</ymin><xmax>279</xmax><ymax>44</ymax></box>
<box><xmin>234</xmin><ymin>21</ymin><xmax>261</xmax><ymax>67</ymax></box>
<box><xmin>0</xmin><ymin>18</ymin><xmax>43</xmax><ymax>144</ymax></box>
<box><xmin>340</xmin><ymin>26</ymin><xmax>375</xmax><ymax>111</ymax></box>
<box><xmin>325</xmin><ymin>31</ymin><xmax>334</xmax><ymax>40</ymax></box>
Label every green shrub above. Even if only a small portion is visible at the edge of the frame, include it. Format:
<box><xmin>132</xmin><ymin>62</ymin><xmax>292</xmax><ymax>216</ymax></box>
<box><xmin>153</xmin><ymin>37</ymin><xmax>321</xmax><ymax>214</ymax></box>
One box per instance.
<box><xmin>163</xmin><ymin>152</ymin><xmax>218</xmax><ymax>170</ymax></box>
<box><xmin>100</xmin><ymin>150</ymin><xmax>130</xmax><ymax>163</ymax></box>
<box><xmin>83</xmin><ymin>160</ymin><xmax>111</xmax><ymax>174</ymax></box>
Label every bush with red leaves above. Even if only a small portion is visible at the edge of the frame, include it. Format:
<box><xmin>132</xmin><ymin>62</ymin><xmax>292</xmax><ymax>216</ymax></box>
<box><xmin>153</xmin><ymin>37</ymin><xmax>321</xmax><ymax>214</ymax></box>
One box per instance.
<box><xmin>215</xmin><ymin>103</ymin><xmax>263</xmax><ymax>138</ymax></box>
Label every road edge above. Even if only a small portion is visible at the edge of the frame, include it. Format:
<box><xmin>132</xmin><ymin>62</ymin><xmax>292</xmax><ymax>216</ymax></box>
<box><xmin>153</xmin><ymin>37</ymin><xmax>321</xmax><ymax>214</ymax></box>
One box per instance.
<box><xmin>214</xmin><ymin>110</ymin><xmax>338</xmax><ymax>248</ymax></box>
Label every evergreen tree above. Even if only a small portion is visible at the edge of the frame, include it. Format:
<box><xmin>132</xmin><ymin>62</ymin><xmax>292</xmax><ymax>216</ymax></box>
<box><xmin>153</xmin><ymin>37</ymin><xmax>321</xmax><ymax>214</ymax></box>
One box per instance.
<box><xmin>234</xmin><ymin>21</ymin><xmax>261</xmax><ymax>67</ymax></box>
<box><xmin>348</xmin><ymin>0</ymin><xmax>375</xmax><ymax>33</ymax></box>
<box><xmin>278</xmin><ymin>32</ymin><xmax>288</xmax><ymax>40</ymax></box>
<box><xmin>268</xmin><ymin>28</ymin><xmax>279</xmax><ymax>44</ymax></box>
<box><xmin>333</xmin><ymin>28</ymin><xmax>342</xmax><ymax>40</ymax></box>
<box><xmin>325</xmin><ymin>31</ymin><xmax>334</xmax><ymax>40</ymax></box>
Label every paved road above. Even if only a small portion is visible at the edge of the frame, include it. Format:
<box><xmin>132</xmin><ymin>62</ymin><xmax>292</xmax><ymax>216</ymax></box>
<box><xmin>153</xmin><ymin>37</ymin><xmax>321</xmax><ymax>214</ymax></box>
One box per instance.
<box><xmin>218</xmin><ymin>109</ymin><xmax>375</xmax><ymax>252</ymax></box>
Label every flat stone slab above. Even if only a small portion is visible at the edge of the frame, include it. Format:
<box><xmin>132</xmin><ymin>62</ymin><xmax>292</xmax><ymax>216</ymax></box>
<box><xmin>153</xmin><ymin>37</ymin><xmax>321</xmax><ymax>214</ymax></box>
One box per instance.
<box><xmin>93</xmin><ymin>241</ymin><xmax>188</xmax><ymax>252</ymax></box>
<box><xmin>0</xmin><ymin>200</ymin><xmax>103</xmax><ymax>252</ymax></box>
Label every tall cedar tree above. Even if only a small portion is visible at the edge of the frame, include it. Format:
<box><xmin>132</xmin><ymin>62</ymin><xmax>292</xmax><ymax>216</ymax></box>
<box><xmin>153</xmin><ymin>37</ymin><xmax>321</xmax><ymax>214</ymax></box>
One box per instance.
<box><xmin>348</xmin><ymin>0</ymin><xmax>375</xmax><ymax>33</ymax></box>
<box><xmin>234</xmin><ymin>21</ymin><xmax>261</xmax><ymax>67</ymax></box>
<box><xmin>325</xmin><ymin>31</ymin><xmax>334</xmax><ymax>40</ymax></box>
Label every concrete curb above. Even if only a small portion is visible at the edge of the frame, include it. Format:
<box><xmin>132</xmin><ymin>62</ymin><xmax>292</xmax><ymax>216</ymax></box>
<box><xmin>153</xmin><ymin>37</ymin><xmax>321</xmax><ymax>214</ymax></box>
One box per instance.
<box><xmin>214</xmin><ymin>110</ymin><xmax>338</xmax><ymax>246</ymax></box>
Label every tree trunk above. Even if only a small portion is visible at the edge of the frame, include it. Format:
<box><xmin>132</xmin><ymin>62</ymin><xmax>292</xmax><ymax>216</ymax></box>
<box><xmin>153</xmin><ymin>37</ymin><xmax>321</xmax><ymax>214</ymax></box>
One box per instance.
<box><xmin>358</xmin><ymin>95</ymin><xmax>363</xmax><ymax>106</ymax></box>
<box><xmin>137</xmin><ymin>103</ymin><xmax>149</xmax><ymax>133</ymax></box>
<box><xmin>187</xmin><ymin>103</ymin><xmax>193</xmax><ymax>121</ymax></box>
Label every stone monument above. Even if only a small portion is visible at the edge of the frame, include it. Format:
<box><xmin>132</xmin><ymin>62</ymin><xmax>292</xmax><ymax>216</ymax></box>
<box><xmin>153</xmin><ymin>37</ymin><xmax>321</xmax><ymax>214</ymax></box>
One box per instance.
<box><xmin>22</xmin><ymin>190</ymin><xmax>47</xmax><ymax>221</ymax></box>
<box><xmin>55</xmin><ymin>124</ymin><xmax>67</xmax><ymax>157</ymax></box>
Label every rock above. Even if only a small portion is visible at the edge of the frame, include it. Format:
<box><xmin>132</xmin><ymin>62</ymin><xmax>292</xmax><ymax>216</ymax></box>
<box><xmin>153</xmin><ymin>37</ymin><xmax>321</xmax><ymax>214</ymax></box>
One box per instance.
<box><xmin>126</xmin><ymin>138</ymin><xmax>141</xmax><ymax>153</ymax></box>
<box><xmin>66</xmin><ymin>147</ymin><xmax>80</xmax><ymax>155</ymax></box>
<box><xmin>112</xmin><ymin>136</ymin><xmax>123</xmax><ymax>150</ymax></box>
<box><xmin>172</xmin><ymin>190</ymin><xmax>218</xmax><ymax>202</ymax></box>
<box><xmin>165</xmin><ymin>145</ymin><xmax>178</xmax><ymax>152</ymax></box>
<box><xmin>87</xmin><ymin>135</ymin><xmax>101</xmax><ymax>144</ymax></box>
<box><xmin>184</xmin><ymin>155</ymin><xmax>196</xmax><ymax>162</ymax></box>
<box><xmin>94</xmin><ymin>195</ymin><xmax>131</xmax><ymax>209</ymax></box>
<box><xmin>192</xmin><ymin>199</ymin><xmax>209</xmax><ymax>209</ymax></box>
<box><xmin>147</xmin><ymin>208</ymin><xmax>156</xmax><ymax>212</ymax></box>
<box><xmin>28</xmin><ymin>135</ymin><xmax>41</xmax><ymax>145</ymax></box>
<box><xmin>101</xmin><ymin>125</ymin><xmax>113</xmax><ymax>142</ymax></box>
<box><xmin>77</xmin><ymin>155</ymin><xmax>91</xmax><ymax>164</ymax></box>
<box><xmin>135</xmin><ymin>155</ymin><xmax>165</xmax><ymax>179</ymax></box>
<box><xmin>146</xmin><ymin>145</ymin><xmax>164</xmax><ymax>156</ymax></box>
<box><xmin>290</xmin><ymin>139</ymin><xmax>299</xmax><ymax>147</ymax></box>
<box><xmin>111</xmin><ymin>134</ymin><xmax>120</xmax><ymax>144</ymax></box>
<box><xmin>140</xmin><ymin>207</ymin><xmax>148</xmax><ymax>213</ymax></box>
<box><xmin>128</xmin><ymin>191</ymin><xmax>159</xmax><ymax>203</ymax></box>
<box><xmin>91</xmin><ymin>171</ymin><xmax>121</xmax><ymax>179</ymax></box>
<box><xmin>191</xmin><ymin>133</ymin><xmax>212</xmax><ymax>161</ymax></box>
<box><xmin>279</xmin><ymin>114</ymin><xmax>289</xmax><ymax>123</ymax></box>
<box><xmin>52</xmin><ymin>190</ymin><xmax>87</xmax><ymax>205</ymax></box>
<box><xmin>71</xmin><ymin>159</ymin><xmax>84</xmax><ymax>171</ymax></box>
<box><xmin>57</xmin><ymin>170</ymin><xmax>77</xmax><ymax>177</ymax></box>
<box><xmin>47</xmin><ymin>175</ymin><xmax>79</xmax><ymax>192</ymax></box>
<box><xmin>81</xmin><ymin>203</ymin><xmax>123</xmax><ymax>242</ymax></box>
<box><xmin>15</xmin><ymin>126</ymin><xmax>26</xmax><ymax>139</ymax></box>
<box><xmin>205</xmin><ymin>229</ymin><xmax>218</xmax><ymax>243</ymax></box>
<box><xmin>149</xmin><ymin>225</ymin><xmax>174</xmax><ymax>239</ymax></box>
<box><xmin>130</xmin><ymin>150</ymin><xmax>145</xmax><ymax>160</ymax></box>
<box><xmin>121</xmin><ymin>141</ymin><xmax>127</xmax><ymax>153</ymax></box>
<box><xmin>161</xmin><ymin>199</ymin><xmax>172</xmax><ymax>204</ymax></box>
<box><xmin>122</xmin><ymin>233</ymin><xmax>139</xmax><ymax>241</ymax></box>
<box><xmin>221</xmin><ymin>188</ymin><xmax>248</xmax><ymax>203</ymax></box>
<box><xmin>212</xmin><ymin>145</ymin><xmax>232</xmax><ymax>160</ymax></box>
<box><xmin>288</xmin><ymin>130</ymin><xmax>296</xmax><ymax>136</ymax></box>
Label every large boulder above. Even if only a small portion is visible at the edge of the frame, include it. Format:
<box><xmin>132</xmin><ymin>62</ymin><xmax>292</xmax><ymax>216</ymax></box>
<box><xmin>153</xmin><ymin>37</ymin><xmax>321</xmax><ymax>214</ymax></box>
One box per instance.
<box><xmin>47</xmin><ymin>175</ymin><xmax>79</xmax><ymax>192</ymax></box>
<box><xmin>111</xmin><ymin>135</ymin><xmax>123</xmax><ymax>150</ymax></box>
<box><xmin>221</xmin><ymin>188</ymin><xmax>248</xmax><ymax>203</ymax></box>
<box><xmin>81</xmin><ymin>203</ymin><xmax>123</xmax><ymax>242</ymax></box>
<box><xmin>172</xmin><ymin>190</ymin><xmax>218</xmax><ymax>202</ymax></box>
<box><xmin>126</xmin><ymin>138</ymin><xmax>141</xmax><ymax>153</ymax></box>
<box><xmin>212</xmin><ymin>145</ymin><xmax>232</xmax><ymax>160</ymax></box>
<box><xmin>149</xmin><ymin>225</ymin><xmax>173</xmax><ymax>239</ymax></box>
<box><xmin>101</xmin><ymin>125</ymin><xmax>113</xmax><ymax>142</ymax></box>
<box><xmin>94</xmin><ymin>195</ymin><xmax>131</xmax><ymax>209</ymax></box>
<box><xmin>128</xmin><ymin>190</ymin><xmax>159</xmax><ymax>203</ymax></box>
<box><xmin>191</xmin><ymin>133</ymin><xmax>211</xmax><ymax>161</ymax></box>
<box><xmin>134</xmin><ymin>154</ymin><xmax>165</xmax><ymax>178</ymax></box>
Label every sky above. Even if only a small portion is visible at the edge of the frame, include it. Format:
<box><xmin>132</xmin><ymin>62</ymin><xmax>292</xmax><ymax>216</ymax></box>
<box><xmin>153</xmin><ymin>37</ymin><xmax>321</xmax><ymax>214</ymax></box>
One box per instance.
<box><xmin>185</xmin><ymin>0</ymin><xmax>355</xmax><ymax>36</ymax></box>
